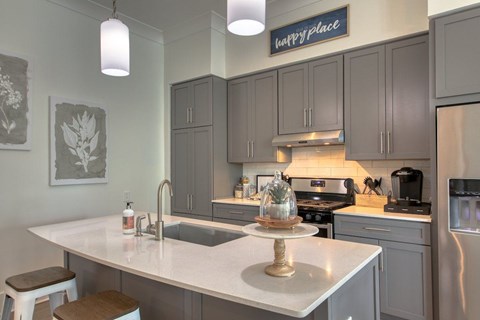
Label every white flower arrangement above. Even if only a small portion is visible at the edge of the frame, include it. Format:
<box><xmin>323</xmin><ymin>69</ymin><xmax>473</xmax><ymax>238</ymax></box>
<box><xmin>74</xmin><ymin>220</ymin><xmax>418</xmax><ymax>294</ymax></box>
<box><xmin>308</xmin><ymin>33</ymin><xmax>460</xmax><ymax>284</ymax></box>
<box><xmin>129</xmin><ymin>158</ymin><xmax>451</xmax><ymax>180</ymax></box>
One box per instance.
<box><xmin>0</xmin><ymin>67</ymin><xmax>23</xmax><ymax>134</ymax></box>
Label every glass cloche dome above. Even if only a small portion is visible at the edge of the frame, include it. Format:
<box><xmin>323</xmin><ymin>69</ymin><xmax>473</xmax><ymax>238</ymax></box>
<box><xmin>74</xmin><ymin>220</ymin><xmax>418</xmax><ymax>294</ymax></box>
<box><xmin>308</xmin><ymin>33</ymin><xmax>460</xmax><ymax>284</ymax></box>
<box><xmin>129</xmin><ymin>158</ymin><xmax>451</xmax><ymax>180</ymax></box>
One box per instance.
<box><xmin>259</xmin><ymin>171</ymin><xmax>298</xmax><ymax>222</ymax></box>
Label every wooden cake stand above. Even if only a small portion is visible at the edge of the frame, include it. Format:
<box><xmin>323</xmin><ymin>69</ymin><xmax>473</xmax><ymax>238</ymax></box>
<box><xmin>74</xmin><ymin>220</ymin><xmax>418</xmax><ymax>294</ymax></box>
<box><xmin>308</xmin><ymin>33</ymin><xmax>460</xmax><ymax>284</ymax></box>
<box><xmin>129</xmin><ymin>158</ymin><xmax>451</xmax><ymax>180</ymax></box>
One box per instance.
<box><xmin>242</xmin><ymin>223</ymin><xmax>319</xmax><ymax>277</ymax></box>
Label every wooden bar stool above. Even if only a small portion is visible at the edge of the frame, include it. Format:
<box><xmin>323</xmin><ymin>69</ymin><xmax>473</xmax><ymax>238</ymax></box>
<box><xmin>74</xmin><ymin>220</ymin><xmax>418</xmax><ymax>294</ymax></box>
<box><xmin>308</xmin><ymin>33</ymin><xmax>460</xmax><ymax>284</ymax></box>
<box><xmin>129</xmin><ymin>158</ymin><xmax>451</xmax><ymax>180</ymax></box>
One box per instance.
<box><xmin>53</xmin><ymin>290</ymin><xmax>140</xmax><ymax>320</ymax></box>
<box><xmin>1</xmin><ymin>266</ymin><xmax>77</xmax><ymax>320</ymax></box>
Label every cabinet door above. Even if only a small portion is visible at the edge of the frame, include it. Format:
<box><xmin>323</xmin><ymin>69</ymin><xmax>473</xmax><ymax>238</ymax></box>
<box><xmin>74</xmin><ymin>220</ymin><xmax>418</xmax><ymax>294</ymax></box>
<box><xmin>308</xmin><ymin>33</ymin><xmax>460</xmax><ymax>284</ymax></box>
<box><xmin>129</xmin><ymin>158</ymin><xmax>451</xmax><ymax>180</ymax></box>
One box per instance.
<box><xmin>171</xmin><ymin>83</ymin><xmax>190</xmax><ymax>130</ymax></box>
<box><xmin>171</xmin><ymin>129</ymin><xmax>191</xmax><ymax>214</ymax></box>
<box><xmin>191</xmin><ymin>77</ymin><xmax>213</xmax><ymax>127</ymax></box>
<box><xmin>228</xmin><ymin>77</ymin><xmax>250</xmax><ymax>163</ymax></box>
<box><xmin>345</xmin><ymin>46</ymin><xmax>386</xmax><ymax>160</ymax></box>
<box><xmin>386</xmin><ymin>36</ymin><xmax>429</xmax><ymax>159</ymax></box>
<box><xmin>435</xmin><ymin>7</ymin><xmax>480</xmax><ymax>98</ymax></box>
<box><xmin>251</xmin><ymin>71</ymin><xmax>278</xmax><ymax>162</ymax></box>
<box><xmin>379</xmin><ymin>240</ymin><xmax>432</xmax><ymax>320</ymax></box>
<box><xmin>191</xmin><ymin>126</ymin><xmax>213</xmax><ymax>217</ymax></box>
<box><xmin>309</xmin><ymin>55</ymin><xmax>344</xmax><ymax>131</ymax></box>
<box><xmin>278</xmin><ymin>63</ymin><xmax>309</xmax><ymax>134</ymax></box>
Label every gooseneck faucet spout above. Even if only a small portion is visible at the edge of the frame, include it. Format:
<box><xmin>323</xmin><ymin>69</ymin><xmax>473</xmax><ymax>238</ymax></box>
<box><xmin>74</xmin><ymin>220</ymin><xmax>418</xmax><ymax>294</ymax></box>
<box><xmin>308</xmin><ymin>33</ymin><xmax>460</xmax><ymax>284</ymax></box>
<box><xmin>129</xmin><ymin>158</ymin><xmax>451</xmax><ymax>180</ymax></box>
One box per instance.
<box><xmin>155</xmin><ymin>179</ymin><xmax>173</xmax><ymax>241</ymax></box>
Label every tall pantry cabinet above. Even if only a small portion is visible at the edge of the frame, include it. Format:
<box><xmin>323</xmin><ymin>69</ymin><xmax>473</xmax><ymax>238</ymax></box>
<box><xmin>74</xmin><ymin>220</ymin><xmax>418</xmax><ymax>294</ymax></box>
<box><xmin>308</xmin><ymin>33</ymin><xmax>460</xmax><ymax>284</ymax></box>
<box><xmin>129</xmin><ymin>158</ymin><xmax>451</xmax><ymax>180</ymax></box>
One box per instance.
<box><xmin>171</xmin><ymin>76</ymin><xmax>241</xmax><ymax>220</ymax></box>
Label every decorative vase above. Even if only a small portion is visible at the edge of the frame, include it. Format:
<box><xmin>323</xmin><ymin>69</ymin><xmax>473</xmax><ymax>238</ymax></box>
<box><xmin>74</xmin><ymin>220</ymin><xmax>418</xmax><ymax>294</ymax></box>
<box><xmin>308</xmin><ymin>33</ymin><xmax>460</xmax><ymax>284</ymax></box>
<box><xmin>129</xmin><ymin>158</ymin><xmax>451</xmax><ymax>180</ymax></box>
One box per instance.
<box><xmin>267</xmin><ymin>203</ymin><xmax>291</xmax><ymax>220</ymax></box>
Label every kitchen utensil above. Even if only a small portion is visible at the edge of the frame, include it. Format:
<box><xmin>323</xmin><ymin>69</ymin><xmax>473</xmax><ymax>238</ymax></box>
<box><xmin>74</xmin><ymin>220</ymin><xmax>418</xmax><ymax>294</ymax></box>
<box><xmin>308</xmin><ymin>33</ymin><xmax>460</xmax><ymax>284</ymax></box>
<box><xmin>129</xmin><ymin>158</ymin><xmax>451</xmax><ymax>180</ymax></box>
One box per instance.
<box><xmin>353</xmin><ymin>184</ymin><xmax>361</xmax><ymax>194</ymax></box>
<box><xmin>373</xmin><ymin>177</ymin><xmax>383</xmax><ymax>195</ymax></box>
<box><xmin>362</xmin><ymin>177</ymin><xmax>373</xmax><ymax>194</ymax></box>
<box><xmin>367</xmin><ymin>178</ymin><xmax>380</xmax><ymax>195</ymax></box>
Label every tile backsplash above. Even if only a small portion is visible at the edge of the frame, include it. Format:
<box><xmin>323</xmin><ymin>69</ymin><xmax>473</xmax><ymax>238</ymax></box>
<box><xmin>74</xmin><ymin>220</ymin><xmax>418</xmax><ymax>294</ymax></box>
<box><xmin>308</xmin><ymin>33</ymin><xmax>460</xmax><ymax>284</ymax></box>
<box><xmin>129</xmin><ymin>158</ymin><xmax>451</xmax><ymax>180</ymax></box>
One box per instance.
<box><xmin>243</xmin><ymin>145</ymin><xmax>431</xmax><ymax>202</ymax></box>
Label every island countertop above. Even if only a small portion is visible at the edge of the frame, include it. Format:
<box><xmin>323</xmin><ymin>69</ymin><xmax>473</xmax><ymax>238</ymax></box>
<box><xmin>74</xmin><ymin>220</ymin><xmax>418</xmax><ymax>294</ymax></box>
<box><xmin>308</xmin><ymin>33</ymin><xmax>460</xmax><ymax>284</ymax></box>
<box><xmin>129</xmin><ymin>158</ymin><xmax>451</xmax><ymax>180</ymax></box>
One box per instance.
<box><xmin>28</xmin><ymin>213</ymin><xmax>381</xmax><ymax>318</ymax></box>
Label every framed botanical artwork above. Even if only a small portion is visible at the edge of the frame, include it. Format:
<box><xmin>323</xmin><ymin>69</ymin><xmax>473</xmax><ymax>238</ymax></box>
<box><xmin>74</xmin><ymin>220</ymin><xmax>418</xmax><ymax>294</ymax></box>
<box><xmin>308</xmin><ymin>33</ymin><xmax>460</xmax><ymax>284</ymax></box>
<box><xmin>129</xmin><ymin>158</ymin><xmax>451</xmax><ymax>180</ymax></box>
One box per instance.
<box><xmin>50</xmin><ymin>96</ymin><xmax>108</xmax><ymax>186</ymax></box>
<box><xmin>0</xmin><ymin>51</ymin><xmax>32</xmax><ymax>150</ymax></box>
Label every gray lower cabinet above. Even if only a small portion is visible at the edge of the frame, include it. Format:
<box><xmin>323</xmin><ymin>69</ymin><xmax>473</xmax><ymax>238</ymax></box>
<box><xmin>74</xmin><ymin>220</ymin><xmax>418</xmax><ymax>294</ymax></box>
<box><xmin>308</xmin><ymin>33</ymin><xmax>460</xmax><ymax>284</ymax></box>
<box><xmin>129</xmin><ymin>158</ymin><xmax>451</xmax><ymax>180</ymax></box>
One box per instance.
<box><xmin>278</xmin><ymin>55</ymin><xmax>343</xmax><ymax>135</ymax></box>
<box><xmin>66</xmin><ymin>252</ymin><xmax>379</xmax><ymax>320</ymax></box>
<box><xmin>334</xmin><ymin>215</ymin><xmax>432</xmax><ymax>320</ymax></box>
<box><xmin>435</xmin><ymin>6</ymin><xmax>480</xmax><ymax>98</ymax></box>
<box><xmin>172</xmin><ymin>127</ymin><xmax>213</xmax><ymax>217</ymax></box>
<box><xmin>228</xmin><ymin>71</ymin><xmax>291</xmax><ymax>163</ymax></box>
<box><xmin>171</xmin><ymin>76</ymin><xmax>241</xmax><ymax>219</ymax></box>
<box><xmin>212</xmin><ymin>203</ymin><xmax>259</xmax><ymax>226</ymax></box>
<box><xmin>172</xmin><ymin>77</ymin><xmax>213</xmax><ymax>129</ymax></box>
<box><xmin>345</xmin><ymin>35</ymin><xmax>429</xmax><ymax>160</ymax></box>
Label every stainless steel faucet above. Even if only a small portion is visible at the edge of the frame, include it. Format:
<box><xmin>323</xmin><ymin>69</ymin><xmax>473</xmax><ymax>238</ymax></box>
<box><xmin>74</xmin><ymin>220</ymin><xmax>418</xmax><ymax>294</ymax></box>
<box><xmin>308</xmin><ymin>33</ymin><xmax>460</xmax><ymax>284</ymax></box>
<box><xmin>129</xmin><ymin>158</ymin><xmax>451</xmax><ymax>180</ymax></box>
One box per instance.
<box><xmin>155</xmin><ymin>179</ymin><xmax>173</xmax><ymax>241</ymax></box>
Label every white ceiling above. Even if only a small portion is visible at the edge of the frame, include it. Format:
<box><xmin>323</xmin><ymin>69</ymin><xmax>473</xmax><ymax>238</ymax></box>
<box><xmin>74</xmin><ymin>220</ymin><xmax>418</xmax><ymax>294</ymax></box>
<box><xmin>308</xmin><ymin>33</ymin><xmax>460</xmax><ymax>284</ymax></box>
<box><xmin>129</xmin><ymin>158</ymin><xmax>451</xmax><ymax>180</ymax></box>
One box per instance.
<box><xmin>89</xmin><ymin>0</ymin><xmax>226</xmax><ymax>31</ymax></box>
<box><xmin>88</xmin><ymin>0</ymin><xmax>289</xmax><ymax>32</ymax></box>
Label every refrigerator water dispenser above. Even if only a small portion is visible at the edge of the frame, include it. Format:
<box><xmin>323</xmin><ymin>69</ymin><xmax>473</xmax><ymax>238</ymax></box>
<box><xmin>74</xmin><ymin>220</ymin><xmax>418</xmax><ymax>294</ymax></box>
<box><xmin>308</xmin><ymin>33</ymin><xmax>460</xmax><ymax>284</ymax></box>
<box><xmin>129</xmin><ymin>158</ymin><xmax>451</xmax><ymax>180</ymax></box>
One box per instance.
<box><xmin>449</xmin><ymin>179</ymin><xmax>480</xmax><ymax>234</ymax></box>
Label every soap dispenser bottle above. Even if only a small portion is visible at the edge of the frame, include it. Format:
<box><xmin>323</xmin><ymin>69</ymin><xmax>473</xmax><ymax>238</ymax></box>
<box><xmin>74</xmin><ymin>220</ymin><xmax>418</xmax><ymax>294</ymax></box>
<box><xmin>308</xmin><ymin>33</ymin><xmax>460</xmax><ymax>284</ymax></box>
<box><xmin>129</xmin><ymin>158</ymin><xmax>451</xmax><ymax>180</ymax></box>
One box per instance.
<box><xmin>123</xmin><ymin>202</ymin><xmax>135</xmax><ymax>235</ymax></box>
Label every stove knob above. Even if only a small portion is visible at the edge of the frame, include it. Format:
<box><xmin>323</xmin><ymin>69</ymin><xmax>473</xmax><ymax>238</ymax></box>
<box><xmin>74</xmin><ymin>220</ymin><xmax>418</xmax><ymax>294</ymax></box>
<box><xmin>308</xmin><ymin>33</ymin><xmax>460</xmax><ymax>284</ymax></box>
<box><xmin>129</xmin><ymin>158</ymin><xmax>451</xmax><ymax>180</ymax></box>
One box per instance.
<box><xmin>305</xmin><ymin>213</ymin><xmax>312</xmax><ymax>221</ymax></box>
<box><xmin>314</xmin><ymin>214</ymin><xmax>322</xmax><ymax>222</ymax></box>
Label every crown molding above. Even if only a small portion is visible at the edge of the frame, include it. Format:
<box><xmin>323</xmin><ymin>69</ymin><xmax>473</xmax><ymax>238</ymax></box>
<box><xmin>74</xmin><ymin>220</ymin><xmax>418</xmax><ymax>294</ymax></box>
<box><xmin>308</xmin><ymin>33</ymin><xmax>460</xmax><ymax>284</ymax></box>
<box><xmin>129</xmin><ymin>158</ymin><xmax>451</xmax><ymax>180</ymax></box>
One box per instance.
<box><xmin>47</xmin><ymin>0</ymin><xmax>164</xmax><ymax>44</ymax></box>
<box><xmin>163</xmin><ymin>11</ymin><xmax>226</xmax><ymax>44</ymax></box>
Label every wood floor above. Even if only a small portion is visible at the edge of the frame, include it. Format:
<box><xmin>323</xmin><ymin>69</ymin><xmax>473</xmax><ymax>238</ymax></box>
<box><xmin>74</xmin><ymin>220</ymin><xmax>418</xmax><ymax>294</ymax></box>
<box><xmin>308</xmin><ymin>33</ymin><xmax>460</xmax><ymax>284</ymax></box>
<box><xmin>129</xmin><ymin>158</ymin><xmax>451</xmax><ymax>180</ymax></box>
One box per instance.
<box><xmin>7</xmin><ymin>301</ymin><xmax>51</xmax><ymax>320</ymax></box>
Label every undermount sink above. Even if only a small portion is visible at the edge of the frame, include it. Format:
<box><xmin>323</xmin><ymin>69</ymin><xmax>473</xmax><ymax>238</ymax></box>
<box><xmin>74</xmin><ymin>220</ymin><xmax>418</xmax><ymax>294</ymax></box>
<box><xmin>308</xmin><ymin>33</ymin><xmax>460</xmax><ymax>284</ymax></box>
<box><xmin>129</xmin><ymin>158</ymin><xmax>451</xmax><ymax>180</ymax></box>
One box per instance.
<box><xmin>163</xmin><ymin>222</ymin><xmax>246</xmax><ymax>247</ymax></box>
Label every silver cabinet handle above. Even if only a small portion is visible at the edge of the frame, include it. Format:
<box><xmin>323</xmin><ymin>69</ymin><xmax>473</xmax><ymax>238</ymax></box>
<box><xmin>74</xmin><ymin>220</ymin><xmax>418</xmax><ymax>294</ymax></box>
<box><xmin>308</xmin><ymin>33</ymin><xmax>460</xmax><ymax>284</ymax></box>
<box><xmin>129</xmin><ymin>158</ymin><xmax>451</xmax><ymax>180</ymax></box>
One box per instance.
<box><xmin>379</xmin><ymin>252</ymin><xmax>384</xmax><ymax>272</ymax></box>
<box><xmin>189</xmin><ymin>194</ymin><xmax>193</xmax><ymax>211</ymax></box>
<box><xmin>247</xmin><ymin>141</ymin><xmax>250</xmax><ymax>158</ymax></box>
<box><xmin>186</xmin><ymin>108</ymin><xmax>190</xmax><ymax>123</ymax></box>
<box><xmin>186</xmin><ymin>195</ymin><xmax>190</xmax><ymax>210</ymax></box>
<box><xmin>190</xmin><ymin>108</ymin><xmax>193</xmax><ymax>124</ymax></box>
<box><xmin>387</xmin><ymin>131</ymin><xmax>391</xmax><ymax>154</ymax></box>
<box><xmin>308</xmin><ymin>108</ymin><xmax>312</xmax><ymax>127</ymax></box>
<box><xmin>380</xmin><ymin>132</ymin><xmax>385</xmax><ymax>154</ymax></box>
<box><xmin>251</xmin><ymin>141</ymin><xmax>254</xmax><ymax>158</ymax></box>
<box><xmin>363</xmin><ymin>227</ymin><xmax>391</xmax><ymax>232</ymax></box>
<box><xmin>228</xmin><ymin>211</ymin><xmax>244</xmax><ymax>215</ymax></box>
<box><xmin>303</xmin><ymin>108</ymin><xmax>307</xmax><ymax>127</ymax></box>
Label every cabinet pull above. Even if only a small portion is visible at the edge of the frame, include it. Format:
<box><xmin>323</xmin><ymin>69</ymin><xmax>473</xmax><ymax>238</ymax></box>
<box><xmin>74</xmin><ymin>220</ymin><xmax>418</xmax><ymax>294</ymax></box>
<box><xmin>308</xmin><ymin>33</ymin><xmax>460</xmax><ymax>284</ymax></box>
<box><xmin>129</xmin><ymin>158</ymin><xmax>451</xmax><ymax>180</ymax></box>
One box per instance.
<box><xmin>303</xmin><ymin>108</ymin><xmax>307</xmax><ymax>127</ymax></box>
<box><xmin>251</xmin><ymin>141</ymin><xmax>254</xmax><ymax>158</ymax></box>
<box><xmin>308</xmin><ymin>108</ymin><xmax>313</xmax><ymax>127</ymax></box>
<box><xmin>190</xmin><ymin>194</ymin><xmax>193</xmax><ymax>211</ymax></box>
<box><xmin>189</xmin><ymin>108</ymin><xmax>194</xmax><ymax>124</ymax></box>
<box><xmin>186</xmin><ymin>195</ymin><xmax>190</xmax><ymax>210</ymax></box>
<box><xmin>380</xmin><ymin>132</ymin><xmax>385</xmax><ymax>154</ymax></box>
<box><xmin>228</xmin><ymin>211</ymin><xmax>244</xmax><ymax>215</ymax></box>
<box><xmin>379</xmin><ymin>252</ymin><xmax>384</xmax><ymax>272</ymax></box>
<box><xmin>186</xmin><ymin>108</ymin><xmax>190</xmax><ymax>123</ymax></box>
<box><xmin>387</xmin><ymin>131</ymin><xmax>391</xmax><ymax>154</ymax></box>
<box><xmin>363</xmin><ymin>227</ymin><xmax>391</xmax><ymax>232</ymax></box>
<box><xmin>247</xmin><ymin>141</ymin><xmax>250</xmax><ymax>158</ymax></box>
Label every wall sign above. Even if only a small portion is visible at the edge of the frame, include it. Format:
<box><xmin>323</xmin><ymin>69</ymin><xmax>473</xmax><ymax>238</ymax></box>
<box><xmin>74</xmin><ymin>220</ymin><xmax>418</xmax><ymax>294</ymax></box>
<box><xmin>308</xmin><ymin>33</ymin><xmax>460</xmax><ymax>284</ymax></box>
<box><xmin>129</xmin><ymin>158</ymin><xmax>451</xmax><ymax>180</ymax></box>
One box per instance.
<box><xmin>270</xmin><ymin>5</ymin><xmax>349</xmax><ymax>56</ymax></box>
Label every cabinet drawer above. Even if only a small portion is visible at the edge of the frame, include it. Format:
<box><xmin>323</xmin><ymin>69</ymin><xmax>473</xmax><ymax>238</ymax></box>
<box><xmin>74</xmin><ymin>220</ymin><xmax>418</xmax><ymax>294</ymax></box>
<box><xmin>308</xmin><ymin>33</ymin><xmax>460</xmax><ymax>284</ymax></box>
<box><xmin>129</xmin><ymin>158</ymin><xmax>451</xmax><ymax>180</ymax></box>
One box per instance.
<box><xmin>213</xmin><ymin>204</ymin><xmax>258</xmax><ymax>223</ymax></box>
<box><xmin>334</xmin><ymin>215</ymin><xmax>430</xmax><ymax>245</ymax></box>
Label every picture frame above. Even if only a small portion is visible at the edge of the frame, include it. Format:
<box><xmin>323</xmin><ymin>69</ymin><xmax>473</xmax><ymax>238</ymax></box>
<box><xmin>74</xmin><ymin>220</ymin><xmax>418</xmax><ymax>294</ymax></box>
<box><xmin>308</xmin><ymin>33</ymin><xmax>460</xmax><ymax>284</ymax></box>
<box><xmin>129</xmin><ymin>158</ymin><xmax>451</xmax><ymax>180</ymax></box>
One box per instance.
<box><xmin>270</xmin><ymin>5</ymin><xmax>349</xmax><ymax>56</ymax></box>
<box><xmin>0</xmin><ymin>50</ymin><xmax>32</xmax><ymax>150</ymax></box>
<box><xmin>49</xmin><ymin>96</ymin><xmax>108</xmax><ymax>186</ymax></box>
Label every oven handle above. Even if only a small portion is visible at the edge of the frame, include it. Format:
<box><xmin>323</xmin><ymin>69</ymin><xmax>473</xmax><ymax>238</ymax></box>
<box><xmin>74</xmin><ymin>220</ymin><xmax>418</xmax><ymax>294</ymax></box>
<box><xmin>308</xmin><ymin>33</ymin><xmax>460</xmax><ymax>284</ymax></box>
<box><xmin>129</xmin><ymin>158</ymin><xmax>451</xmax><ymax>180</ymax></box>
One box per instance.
<box><xmin>308</xmin><ymin>223</ymin><xmax>333</xmax><ymax>239</ymax></box>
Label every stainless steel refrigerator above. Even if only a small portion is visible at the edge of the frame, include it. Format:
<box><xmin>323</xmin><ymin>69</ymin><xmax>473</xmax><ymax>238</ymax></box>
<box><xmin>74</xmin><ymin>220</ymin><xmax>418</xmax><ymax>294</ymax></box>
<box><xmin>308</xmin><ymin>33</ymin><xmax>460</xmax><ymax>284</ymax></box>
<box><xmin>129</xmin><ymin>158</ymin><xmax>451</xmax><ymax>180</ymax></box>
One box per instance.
<box><xmin>437</xmin><ymin>103</ymin><xmax>480</xmax><ymax>319</ymax></box>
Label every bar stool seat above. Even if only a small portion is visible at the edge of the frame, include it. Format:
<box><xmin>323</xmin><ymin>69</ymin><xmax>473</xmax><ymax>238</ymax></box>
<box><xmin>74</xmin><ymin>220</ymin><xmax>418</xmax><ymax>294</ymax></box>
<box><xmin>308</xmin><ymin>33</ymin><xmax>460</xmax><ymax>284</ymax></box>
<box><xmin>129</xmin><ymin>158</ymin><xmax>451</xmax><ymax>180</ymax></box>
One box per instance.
<box><xmin>1</xmin><ymin>266</ymin><xmax>77</xmax><ymax>320</ymax></box>
<box><xmin>53</xmin><ymin>290</ymin><xmax>140</xmax><ymax>320</ymax></box>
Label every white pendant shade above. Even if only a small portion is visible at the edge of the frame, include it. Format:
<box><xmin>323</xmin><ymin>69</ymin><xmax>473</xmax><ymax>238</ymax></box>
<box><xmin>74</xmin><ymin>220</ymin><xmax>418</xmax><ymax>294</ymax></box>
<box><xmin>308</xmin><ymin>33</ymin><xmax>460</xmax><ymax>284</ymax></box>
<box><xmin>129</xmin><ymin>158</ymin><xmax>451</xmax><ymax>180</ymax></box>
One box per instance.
<box><xmin>227</xmin><ymin>0</ymin><xmax>266</xmax><ymax>36</ymax></box>
<box><xmin>101</xmin><ymin>18</ymin><xmax>130</xmax><ymax>77</ymax></box>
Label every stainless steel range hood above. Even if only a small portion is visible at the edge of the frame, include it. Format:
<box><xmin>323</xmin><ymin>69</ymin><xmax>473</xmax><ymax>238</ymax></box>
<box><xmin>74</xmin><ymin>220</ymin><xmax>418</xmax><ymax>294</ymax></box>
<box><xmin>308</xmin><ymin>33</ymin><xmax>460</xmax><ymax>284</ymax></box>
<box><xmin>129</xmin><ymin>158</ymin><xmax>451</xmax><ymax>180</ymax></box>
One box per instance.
<box><xmin>272</xmin><ymin>130</ymin><xmax>344</xmax><ymax>147</ymax></box>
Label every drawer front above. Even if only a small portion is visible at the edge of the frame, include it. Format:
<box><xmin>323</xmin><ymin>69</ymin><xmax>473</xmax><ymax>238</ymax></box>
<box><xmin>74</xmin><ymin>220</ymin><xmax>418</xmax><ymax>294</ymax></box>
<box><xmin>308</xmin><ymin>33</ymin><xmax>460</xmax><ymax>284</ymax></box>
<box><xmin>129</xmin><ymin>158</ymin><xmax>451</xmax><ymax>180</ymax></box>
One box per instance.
<box><xmin>334</xmin><ymin>215</ymin><xmax>430</xmax><ymax>245</ymax></box>
<box><xmin>213</xmin><ymin>204</ymin><xmax>258</xmax><ymax>223</ymax></box>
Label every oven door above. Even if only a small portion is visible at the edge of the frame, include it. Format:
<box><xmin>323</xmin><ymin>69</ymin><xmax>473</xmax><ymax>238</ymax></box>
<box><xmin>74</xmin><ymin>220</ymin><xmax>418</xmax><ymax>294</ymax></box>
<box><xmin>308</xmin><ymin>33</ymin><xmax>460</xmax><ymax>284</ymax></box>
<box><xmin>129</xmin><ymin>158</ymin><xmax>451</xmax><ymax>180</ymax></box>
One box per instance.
<box><xmin>306</xmin><ymin>222</ymin><xmax>333</xmax><ymax>238</ymax></box>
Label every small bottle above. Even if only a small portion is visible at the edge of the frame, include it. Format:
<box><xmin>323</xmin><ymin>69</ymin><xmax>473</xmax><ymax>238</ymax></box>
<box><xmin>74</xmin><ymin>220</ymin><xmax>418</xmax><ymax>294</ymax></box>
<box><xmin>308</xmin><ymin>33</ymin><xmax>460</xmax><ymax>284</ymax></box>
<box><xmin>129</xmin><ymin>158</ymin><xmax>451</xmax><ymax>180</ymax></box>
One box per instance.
<box><xmin>123</xmin><ymin>202</ymin><xmax>135</xmax><ymax>235</ymax></box>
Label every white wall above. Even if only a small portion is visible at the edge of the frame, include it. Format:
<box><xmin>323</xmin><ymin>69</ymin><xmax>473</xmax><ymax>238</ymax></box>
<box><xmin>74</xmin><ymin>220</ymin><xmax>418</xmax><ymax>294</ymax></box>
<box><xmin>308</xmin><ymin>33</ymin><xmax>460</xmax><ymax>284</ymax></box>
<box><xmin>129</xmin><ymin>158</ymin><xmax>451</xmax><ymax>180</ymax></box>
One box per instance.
<box><xmin>0</xmin><ymin>0</ymin><xmax>164</xmax><ymax>297</ymax></box>
<box><xmin>428</xmin><ymin>0</ymin><xmax>480</xmax><ymax>17</ymax></box>
<box><xmin>226</xmin><ymin>0</ymin><xmax>428</xmax><ymax>77</ymax></box>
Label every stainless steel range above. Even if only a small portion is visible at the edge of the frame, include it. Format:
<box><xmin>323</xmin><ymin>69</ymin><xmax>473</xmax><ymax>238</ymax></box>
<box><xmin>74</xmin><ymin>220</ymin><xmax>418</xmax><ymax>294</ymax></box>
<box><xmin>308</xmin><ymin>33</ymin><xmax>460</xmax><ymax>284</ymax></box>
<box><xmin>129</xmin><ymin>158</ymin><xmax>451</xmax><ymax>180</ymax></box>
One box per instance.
<box><xmin>290</xmin><ymin>177</ymin><xmax>354</xmax><ymax>238</ymax></box>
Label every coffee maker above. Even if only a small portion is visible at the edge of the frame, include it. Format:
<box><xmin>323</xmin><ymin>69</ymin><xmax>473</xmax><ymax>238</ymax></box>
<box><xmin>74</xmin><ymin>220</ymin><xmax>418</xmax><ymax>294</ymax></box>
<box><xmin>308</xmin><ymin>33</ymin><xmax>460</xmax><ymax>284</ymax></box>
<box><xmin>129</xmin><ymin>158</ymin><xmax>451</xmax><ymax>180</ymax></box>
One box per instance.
<box><xmin>384</xmin><ymin>167</ymin><xmax>431</xmax><ymax>214</ymax></box>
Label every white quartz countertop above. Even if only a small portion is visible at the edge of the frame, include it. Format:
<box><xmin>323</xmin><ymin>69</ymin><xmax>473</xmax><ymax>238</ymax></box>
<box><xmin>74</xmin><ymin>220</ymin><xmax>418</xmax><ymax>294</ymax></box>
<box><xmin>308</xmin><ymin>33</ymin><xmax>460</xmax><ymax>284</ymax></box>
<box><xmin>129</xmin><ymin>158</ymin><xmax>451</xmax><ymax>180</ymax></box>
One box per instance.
<box><xmin>334</xmin><ymin>206</ymin><xmax>432</xmax><ymax>223</ymax></box>
<box><xmin>28</xmin><ymin>213</ymin><xmax>381</xmax><ymax>318</ymax></box>
<box><xmin>212</xmin><ymin>197</ymin><xmax>260</xmax><ymax>206</ymax></box>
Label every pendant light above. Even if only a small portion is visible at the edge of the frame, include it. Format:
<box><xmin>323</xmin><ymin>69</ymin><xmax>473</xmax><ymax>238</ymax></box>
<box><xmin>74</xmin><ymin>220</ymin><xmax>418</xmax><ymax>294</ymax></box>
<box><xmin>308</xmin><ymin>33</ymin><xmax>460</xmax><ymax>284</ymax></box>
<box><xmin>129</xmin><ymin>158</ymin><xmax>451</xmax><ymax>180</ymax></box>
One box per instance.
<box><xmin>227</xmin><ymin>0</ymin><xmax>266</xmax><ymax>36</ymax></box>
<box><xmin>101</xmin><ymin>0</ymin><xmax>130</xmax><ymax>76</ymax></box>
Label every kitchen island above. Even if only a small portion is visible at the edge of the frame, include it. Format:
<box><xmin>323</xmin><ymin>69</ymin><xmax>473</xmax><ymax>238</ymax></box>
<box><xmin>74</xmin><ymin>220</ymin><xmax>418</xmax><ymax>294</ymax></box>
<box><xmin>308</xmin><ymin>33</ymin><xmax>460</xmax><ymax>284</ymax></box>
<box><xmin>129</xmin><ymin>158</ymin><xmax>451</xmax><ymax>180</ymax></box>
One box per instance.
<box><xmin>29</xmin><ymin>213</ymin><xmax>381</xmax><ymax>320</ymax></box>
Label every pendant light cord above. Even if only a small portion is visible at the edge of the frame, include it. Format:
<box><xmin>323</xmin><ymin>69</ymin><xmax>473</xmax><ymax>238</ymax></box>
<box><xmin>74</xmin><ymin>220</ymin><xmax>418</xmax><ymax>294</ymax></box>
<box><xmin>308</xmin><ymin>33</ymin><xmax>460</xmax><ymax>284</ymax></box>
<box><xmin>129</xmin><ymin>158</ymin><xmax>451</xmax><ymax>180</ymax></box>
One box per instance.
<box><xmin>112</xmin><ymin>0</ymin><xmax>118</xmax><ymax>19</ymax></box>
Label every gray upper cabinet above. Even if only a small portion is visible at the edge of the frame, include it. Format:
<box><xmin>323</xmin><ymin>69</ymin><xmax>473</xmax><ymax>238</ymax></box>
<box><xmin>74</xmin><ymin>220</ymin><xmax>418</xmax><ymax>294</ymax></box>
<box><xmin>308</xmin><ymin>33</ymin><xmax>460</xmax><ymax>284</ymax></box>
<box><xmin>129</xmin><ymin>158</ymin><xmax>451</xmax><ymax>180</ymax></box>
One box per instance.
<box><xmin>228</xmin><ymin>71</ymin><xmax>291</xmax><ymax>163</ymax></box>
<box><xmin>335</xmin><ymin>215</ymin><xmax>433</xmax><ymax>320</ymax></box>
<box><xmin>171</xmin><ymin>77</ymin><xmax>212</xmax><ymax>129</ymax></box>
<box><xmin>171</xmin><ymin>76</ymin><xmax>242</xmax><ymax>219</ymax></box>
<box><xmin>345</xmin><ymin>35</ymin><xmax>429</xmax><ymax>160</ymax></box>
<box><xmin>345</xmin><ymin>45</ymin><xmax>386</xmax><ymax>160</ymax></box>
<box><xmin>278</xmin><ymin>55</ymin><xmax>343</xmax><ymax>135</ymax></box>
<box><xmin>435</xmin><ymin>7</ymin><xmax>480</xmax><ymax>98</ymax></box>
